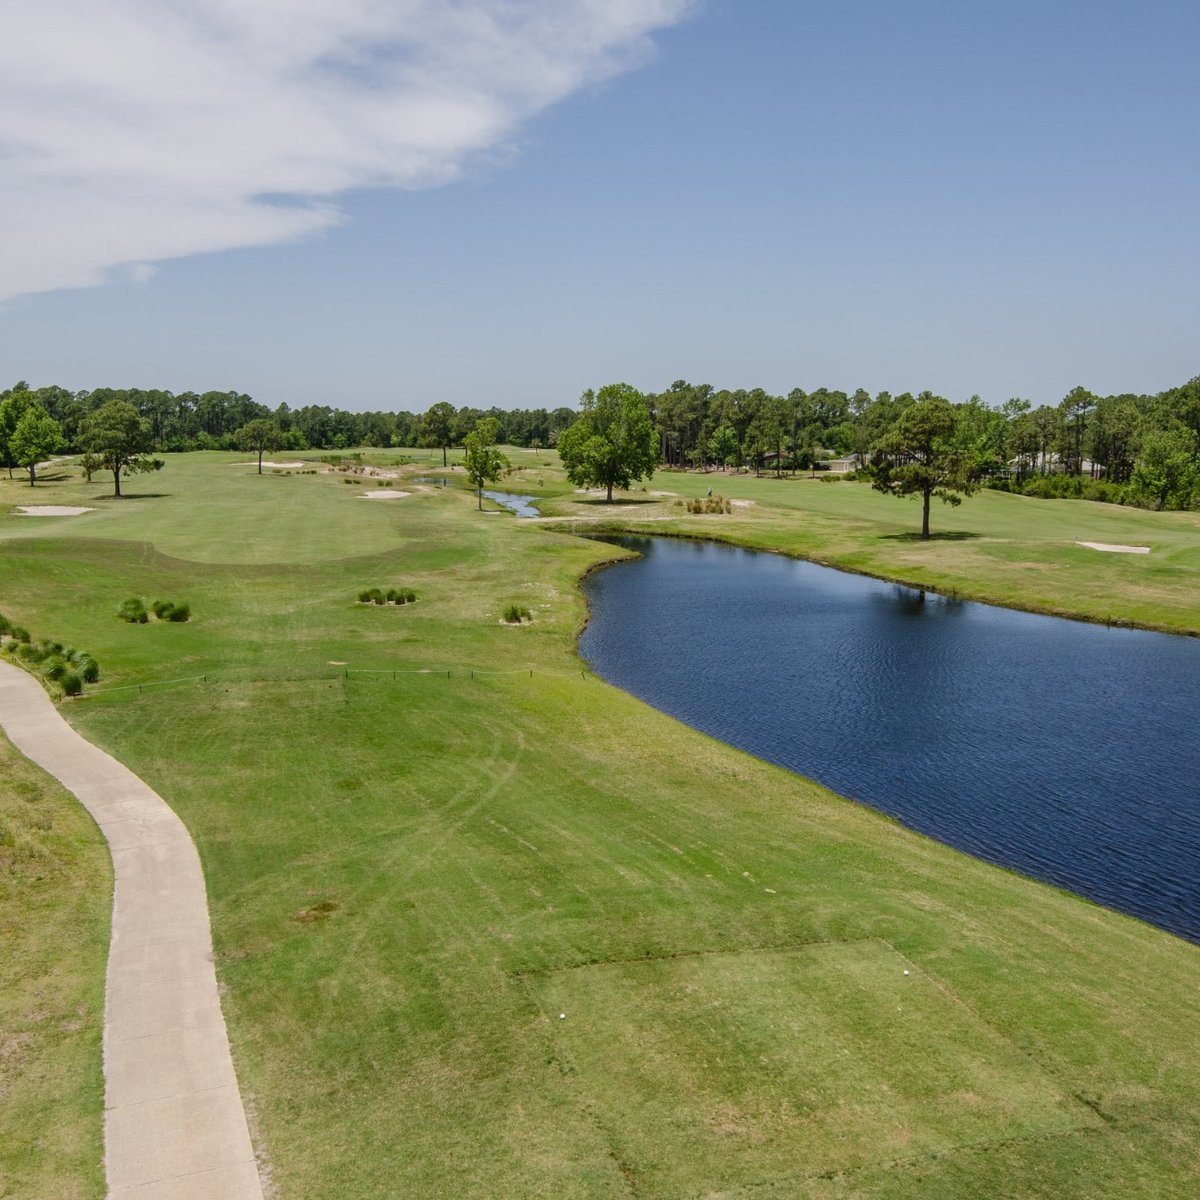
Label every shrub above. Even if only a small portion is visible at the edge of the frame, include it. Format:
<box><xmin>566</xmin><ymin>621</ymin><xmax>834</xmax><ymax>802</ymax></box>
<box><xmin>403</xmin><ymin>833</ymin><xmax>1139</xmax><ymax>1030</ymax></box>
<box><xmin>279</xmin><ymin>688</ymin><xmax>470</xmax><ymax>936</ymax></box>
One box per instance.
<box><xmin>0</xmin><ymin>613</ymin><xmax>10</xmax><ymax>636</ymax></box>
<box><xmin>60</xmin><ymin>671</ymin><xmax>83</xmax><ymax>697</ymax></box>
<box><xmin>400</xmin><ymin>589</ymin><xmax>416</xmax><ymax>604</ymax></box>
<box><xmin>358</xmin><ymin>589</ymin><xmax>372</xmax><ymax>603</ymax></box>
<box><xmin>77</xmin><ymin>655</ymin><xmax>100</xmax><ymax>683</ymax></box>
<box><xmin>17</xmin><ymin>642</ymin><xmax>45</xmax><ymax>663</ymax></box>
<box><xmin>12</xmin><ymin>626</ymin><xmax>31</xmax><ymax>643</ymax></box>
<box><xmin>119</xmin><ymin>597</ymin><xmax>148</xmax><ymax>624</ymax></box>
<box><xmin>167</xmin><ymin>602</ymin><xmax>190</xmax><ymax>622</ymax></box>
<box><xmin>502</xmin><ymin>603</ymin><xmax>532</xmax><ymax>624</ymax></box>
<box><xmin>151</xmin><ymin>599</ymin><xmax>173</xmax><ymax>618</ymax></box>
<box><xmin>43</xmin><ymin>656</ymin><xmax>68</xmax><ymax>681</ymax></box>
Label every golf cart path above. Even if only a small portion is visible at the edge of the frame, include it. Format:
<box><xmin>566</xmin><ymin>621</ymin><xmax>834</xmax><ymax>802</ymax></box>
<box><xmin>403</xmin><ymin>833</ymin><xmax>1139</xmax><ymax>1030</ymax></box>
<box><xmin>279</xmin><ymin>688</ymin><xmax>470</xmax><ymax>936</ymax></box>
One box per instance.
<box><xmin>0</xmin><ymin>661</ymin><xmax>263</xmax><ymax>1200</ymax></box>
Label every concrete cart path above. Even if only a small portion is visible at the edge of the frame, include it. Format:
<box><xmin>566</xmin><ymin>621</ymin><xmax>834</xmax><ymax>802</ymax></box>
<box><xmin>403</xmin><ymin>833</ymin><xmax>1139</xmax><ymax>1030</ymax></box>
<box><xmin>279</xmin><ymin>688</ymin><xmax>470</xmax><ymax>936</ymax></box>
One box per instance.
<box><xmin>0</xmin><ymin>661</ymin><xmax>264</xmax><ymax>1200</ymax></box>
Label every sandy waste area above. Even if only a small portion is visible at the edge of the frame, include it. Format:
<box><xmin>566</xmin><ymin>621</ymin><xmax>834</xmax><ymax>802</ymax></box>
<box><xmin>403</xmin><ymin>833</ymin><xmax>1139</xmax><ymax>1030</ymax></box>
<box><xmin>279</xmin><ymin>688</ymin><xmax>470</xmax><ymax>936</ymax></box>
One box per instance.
<box><xmin>1076</xmin><ymin>541</ymin><xmax>1151</xmax><ymax>554</ymax></box>
<box><xmin>14</xmin><ymin>505</ymin><xmax>95</xmax><ymax>516</ymax></box>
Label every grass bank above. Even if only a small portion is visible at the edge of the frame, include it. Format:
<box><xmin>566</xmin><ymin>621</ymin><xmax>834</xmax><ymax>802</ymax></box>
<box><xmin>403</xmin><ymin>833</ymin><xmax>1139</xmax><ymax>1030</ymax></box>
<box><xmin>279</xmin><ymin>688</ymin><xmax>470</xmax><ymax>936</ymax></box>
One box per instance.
<box><xmin>531</xmin><ymin>468</ymin><xmax>1200</xmax><ymax>636</ymax></box>
<box><xmin>0</xmin><ymin>732</ymin><xmax>109</xmax><ymax>1200</ymax></box>
<box><xmin>1</xmin><ymin>452</ymin><xmax>1198</xmax><ymax>1198</ymax></box>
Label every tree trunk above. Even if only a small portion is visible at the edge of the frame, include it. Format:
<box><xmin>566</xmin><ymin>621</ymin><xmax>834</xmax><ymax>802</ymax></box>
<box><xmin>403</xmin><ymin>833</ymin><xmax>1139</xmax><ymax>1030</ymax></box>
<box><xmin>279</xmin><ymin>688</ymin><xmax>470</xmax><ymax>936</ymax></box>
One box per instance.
<box><xmin>606</xmin><ymin>481</ymin><xmax>613</xmax><ymax>503</ymax></box>
<box><xmin>258</xmin><ymin>449</ymin><xmax>264</xmax><ymax>474</ymax></box>
<box><xmin>113</xmin><ymin>467</ymin><xmax>122</xmax><ymax>498</ymax></box>
<box><xmin>921</xmin><ymin>487</ymin><xmax>931</xmax><ymax>538</ymax></box>
<box><xmin>28</xmin><ymin>464</ymin><xmax>36</xmax><ymax>486</ymax></box>
<box><xmin>477</xmin><ymin>486</ymin><xmax>483</xmax><ymax>510</ymax></box>
<box><xmin>442</xmin><ymin>445</ymin><xmax>447</xmax><ymax>467</ymax></box>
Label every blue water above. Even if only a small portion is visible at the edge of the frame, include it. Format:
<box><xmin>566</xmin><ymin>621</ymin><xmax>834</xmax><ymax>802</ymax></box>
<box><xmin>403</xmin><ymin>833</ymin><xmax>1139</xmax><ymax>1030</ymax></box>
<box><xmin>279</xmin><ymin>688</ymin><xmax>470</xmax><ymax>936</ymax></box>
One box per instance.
<box><xmin>579</xmin><ymin>536</ymin><xmax>1200</xmax><ymax>942</ymax></box>
<box><xmin>482</xmin><ymin>490</ymin><xmax>541</xmax><ymax>518</ymax></box>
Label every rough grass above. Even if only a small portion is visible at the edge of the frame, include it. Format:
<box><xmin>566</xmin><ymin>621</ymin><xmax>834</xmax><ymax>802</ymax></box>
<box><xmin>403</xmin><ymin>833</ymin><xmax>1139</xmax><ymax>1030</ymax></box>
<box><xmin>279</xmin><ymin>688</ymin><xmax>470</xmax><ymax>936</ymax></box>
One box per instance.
<box><xmin>0</xmin><ymin>452</ymin><xmax>1198</xmax><ymax>1198</ymax></box>
<box><xmin>0</xmin><ymin>733</ymin><xmax>109</xmax><ymax>1200</ymax></box>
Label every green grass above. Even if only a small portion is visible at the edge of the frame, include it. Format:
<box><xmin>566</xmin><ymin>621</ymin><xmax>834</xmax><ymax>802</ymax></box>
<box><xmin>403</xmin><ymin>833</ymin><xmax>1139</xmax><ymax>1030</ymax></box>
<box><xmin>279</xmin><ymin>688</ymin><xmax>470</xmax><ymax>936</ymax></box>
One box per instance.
<box><xmin>1</xmin><ymin>452</ymin><xmax>1198</xmax><ymax>1198</ymax></box>
<box><xmin>0</xmin><ymin>733</ymin><xmax>109</xmax><ymax>1200</ymax></box>
<box><xmin>536</xmin><ymin>467</ymin><xmax>1200</xmax><ymax>635</ymax></box>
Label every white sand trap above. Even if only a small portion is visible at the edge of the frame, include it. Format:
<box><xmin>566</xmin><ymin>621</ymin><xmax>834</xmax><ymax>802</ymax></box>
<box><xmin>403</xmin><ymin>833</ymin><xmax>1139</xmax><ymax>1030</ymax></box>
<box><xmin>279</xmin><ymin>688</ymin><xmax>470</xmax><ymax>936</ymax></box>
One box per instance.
<box><xmin>1077</xmin><ymin>541</ymin><xmax>1150</xmax><ymax>555</ymax></box>
<box><xmin>731</xmin><ymin>498</ymin><xmax>755</xmax><ymax>508</ymax></box>
<box><xmin>359</xmin><ymin>490</ymin><xmax>411</xmax><ymax>500</ymax></box>
<box><xmin>236</xmin><ymin>460</ymin><xmax>308</xmax><ymax>469</ymax></box>
<box><xmin>14</xmin><ymin>505</ymin><xmax>95</xmax><ymax>516</ymax></box>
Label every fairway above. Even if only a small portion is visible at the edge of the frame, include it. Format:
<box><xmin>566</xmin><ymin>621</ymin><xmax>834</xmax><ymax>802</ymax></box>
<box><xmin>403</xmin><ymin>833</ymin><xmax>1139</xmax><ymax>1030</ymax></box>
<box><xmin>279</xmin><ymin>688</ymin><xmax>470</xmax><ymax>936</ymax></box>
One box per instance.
<box><xmin>533</xmin><ymin>940</ymin><xmax>1094</xmax><ymax>1196</ymax></box>
<box><xmin>2</xmin><ymin>452</ymin><xmax>1199</xmax><ymax>1199</ymax></box>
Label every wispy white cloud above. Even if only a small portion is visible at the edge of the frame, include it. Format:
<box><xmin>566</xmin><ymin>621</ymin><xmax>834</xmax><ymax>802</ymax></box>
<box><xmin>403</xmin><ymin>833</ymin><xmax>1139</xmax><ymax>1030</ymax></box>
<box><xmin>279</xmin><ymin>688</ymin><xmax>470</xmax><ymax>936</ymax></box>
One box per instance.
<box><xmin>0</xmin><ymin>1</ymin><xmax>694</xmax><ymax>302</ymax></box>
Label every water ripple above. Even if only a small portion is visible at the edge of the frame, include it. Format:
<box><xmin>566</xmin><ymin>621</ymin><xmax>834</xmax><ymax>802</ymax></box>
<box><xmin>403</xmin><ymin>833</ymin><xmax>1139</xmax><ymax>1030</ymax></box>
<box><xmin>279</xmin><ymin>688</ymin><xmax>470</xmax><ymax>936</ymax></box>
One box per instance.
<box><xmin>580</xmin><ymin>536</ymin><xmax>1200</xmax><ymax>943</ymax></box>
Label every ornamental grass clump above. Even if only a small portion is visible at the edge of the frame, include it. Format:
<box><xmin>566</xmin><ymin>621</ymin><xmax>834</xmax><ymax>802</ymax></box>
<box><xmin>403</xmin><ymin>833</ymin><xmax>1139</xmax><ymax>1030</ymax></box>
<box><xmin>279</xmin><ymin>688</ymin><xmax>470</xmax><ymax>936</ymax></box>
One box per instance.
<box><xmin>359</xmin><ymin>587</ymin><xmax>416</xmax><ymax>606</ymax></box>
<box><xmin>148</xmin><ymin>599</ymin><xmax>192</xmax><ymax>622</ymax></box>
<box><xmin>502</xmin><ymin>603</ymin><xmax>532</xmax><ymax>624</ymax></box>
<box><xmin>118</xmin><ymin>597</ymin><xmax>149</xmax><ymax>624</ymax></box>
<box><xmin>0</xmin><ymin>609</ymin><xmax>100</xmax><ymax>693</ymax></box>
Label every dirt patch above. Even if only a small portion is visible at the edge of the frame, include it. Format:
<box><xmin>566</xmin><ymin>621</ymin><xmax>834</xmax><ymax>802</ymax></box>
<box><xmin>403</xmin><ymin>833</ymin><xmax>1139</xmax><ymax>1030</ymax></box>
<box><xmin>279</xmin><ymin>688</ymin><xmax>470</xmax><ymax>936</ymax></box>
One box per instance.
<box><xmin>13</xmin><ymin>505</ymin><xmax>95</xmax><ymax>516</ymax></box>
<box><xmin>292</xmin><ymin>900</ymin><xmax>339</xmax><ymax>924</ymax></box>
<box><xmin>1077</xmin><ymin>541</ymin><xmax>1150</xmax><ymax>555</ymax></box>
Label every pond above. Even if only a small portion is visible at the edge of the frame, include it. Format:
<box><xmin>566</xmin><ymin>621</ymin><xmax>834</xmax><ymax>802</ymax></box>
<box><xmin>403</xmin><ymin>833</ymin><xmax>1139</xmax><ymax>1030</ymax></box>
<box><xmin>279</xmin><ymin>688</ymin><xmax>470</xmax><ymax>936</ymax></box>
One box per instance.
<box><xmin>578</xmin><ymin>535</ymin><xmax>1200</xmax><ymax>943</ymax></box>
<box><xmin>481</xmin><ymin>489</ymin><xmax>541</xmax><ymax>518</ymax></box>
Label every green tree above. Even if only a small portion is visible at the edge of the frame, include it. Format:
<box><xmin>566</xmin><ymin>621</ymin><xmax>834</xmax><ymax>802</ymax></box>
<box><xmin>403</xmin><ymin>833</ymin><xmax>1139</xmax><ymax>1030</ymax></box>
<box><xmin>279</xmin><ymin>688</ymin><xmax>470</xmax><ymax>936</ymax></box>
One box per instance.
<box><xmin>462</xmin><ymin>417</ymin><xmax>511</xmax><ymax>510</ymax></box>
<box><xmin>0</xmin><ymin>386</ymin><xmax>35</xmax><ymax>479</ymax></box>
<box><xmin>708</xmin><ymin>424</ymin><xmax>737</xmax><ymax>471</ymax></box>
<box><xmin>556</xmin><ymin>383</ymin><xmax>657</xmax><ymax>503</ymax></box>
<box><xmin>867</xmin><ymin>393</ymin><xmax>978</xmax><ymax>538</ymax></box>
<box><xmin>1130</xmin><ymin>428</ymin><xmax>1198</xmax><ymax>511</ymax></box>
<box><xmin>421</xmin><ymin>402</ymin><xmax>456</xmax><ymax>467</ymax></box>
<box><xmin>9</xmin><ymin>406</ymin><xmax>63</xmax><ymax>486</ymax></box>
<box><xmin>235</xmin><ymin>418</ymin><xmax>283</xmax><ymax>473</ymax></box>
<box><xmin>80</xmin><ymin>401</ymin><xmax>162</xmax><ymax>497</ymax></box>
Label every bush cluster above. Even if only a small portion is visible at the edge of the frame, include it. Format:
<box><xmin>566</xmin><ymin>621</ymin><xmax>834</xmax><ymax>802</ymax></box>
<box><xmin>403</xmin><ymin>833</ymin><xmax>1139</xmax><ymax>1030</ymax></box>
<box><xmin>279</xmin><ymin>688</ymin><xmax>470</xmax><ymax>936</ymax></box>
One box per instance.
<box><xmin>0</xmin><ymin>612</ymin><xmax>100</xmax><ymax>695</ymax></box>
<box><xmin>674</xmin><ymin>494</ymin><xmax>733</xmax><ymax>514</ymax></box>
<box><xmin>119</xmin><ymin>597</ymin><xmax>190</xmax><ymax>623</ymax></box>
<box><xmin>118</xmin><ymin>597</ymin><xmax>148</xmax><ymax>624</ymax></box>
<box><xmin>987</xmin><ymin>475</ymin><xmax>1128</xmax><ymax>504</ymax></box>
<box><xmin>358</xmin><ymin>587</ymin><xmax>417</xmax><ymax>606</ymax></box>
<box><xmin>502</xmin><ymin>603</ymin><xmax>533</xmax><ymax>624</ymax></box>
<box><xmin>152</xmin><ymin>599</ymin><xmax>191</xmax><ymax>622</ymax></box>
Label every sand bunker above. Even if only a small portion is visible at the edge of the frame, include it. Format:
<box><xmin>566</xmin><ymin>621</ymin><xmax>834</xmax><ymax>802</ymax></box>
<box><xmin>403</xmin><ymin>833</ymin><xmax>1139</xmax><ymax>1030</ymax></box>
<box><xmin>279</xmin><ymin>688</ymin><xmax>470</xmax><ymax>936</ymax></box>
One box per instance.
<box><xmin>1077</xmin><ymin>541</ymin><xmax>1150</xmax><ymax>554</ymax></box>
<box><xmin>14</xmin><ymin>505</ymin><xmax>95</xmax><ymax>517</ymax></box>
<box><xmin>237</xmin><ymin>460</ymin><xmax>308</xmax><ymax>470</ymax></box>
<box><xmin>358</xmin><ymin>490</ymin><xmax>411</xmax><ymax>500</ymax></box>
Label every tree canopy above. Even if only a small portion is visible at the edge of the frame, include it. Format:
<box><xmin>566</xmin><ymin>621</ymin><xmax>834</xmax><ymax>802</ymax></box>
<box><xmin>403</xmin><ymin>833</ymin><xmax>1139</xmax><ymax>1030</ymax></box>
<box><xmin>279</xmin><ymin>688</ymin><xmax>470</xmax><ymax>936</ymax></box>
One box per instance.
<box><xmin>9</xmin><ymin>405</ymin><xmax>63</xmax><ymax>486</ymax></box>
<box><xmin>79</xmin><ymin>401</ymin><xmax>162</xmax><ymax>497</ymax></box>
<box><xmin>421</xmin><ymin>402</ymin><xmax>456</xmax><ymax>467</ymax></box>
<box><xmin>556</xmin><ymin>383</ymin><xmax>657</xmax><ymax>503</ymax></box>
<box><xmin>866</xmin><ymin>393</ymin><xmax>979</xmax><ymax>538</ymax></box>
<box><xmin>235</xmin><ymin>418</ymin><xmax>283</xmax><ymax>473</ymax></box>
<box><xmin>462</xmin><ymin>417</ymin><xmax>510</xmax><ymax>510</ymax></box>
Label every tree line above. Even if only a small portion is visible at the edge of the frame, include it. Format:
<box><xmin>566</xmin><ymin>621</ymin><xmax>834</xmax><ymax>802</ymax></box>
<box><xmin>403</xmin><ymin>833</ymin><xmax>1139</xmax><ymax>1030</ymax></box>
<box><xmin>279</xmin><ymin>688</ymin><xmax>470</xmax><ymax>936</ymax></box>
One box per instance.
<box><xmin>644</xmin><ymin>376</ymin><xmax>1200</xmax><ymax>510</ymax></box>
<box><xmin>0</xmin><ymin>382</ymin><xmax>578</xmax><ymax>457</ymax></box>
<box><xmin>4</xmin><ymin>373</ymin><xmax>1199</xmax><ymax>513</ymax></box>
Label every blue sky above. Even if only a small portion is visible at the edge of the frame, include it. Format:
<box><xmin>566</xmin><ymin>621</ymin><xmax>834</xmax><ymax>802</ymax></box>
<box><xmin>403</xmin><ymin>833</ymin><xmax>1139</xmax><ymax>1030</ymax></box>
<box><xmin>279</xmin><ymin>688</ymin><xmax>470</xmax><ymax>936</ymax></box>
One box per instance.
<box><xmin>2</xmin><ymin>0</ymin><xmax>1197</xmax><ymax>411</ymax></box>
